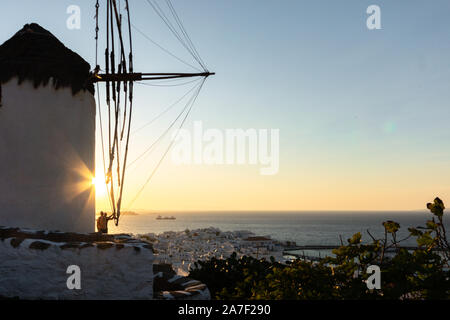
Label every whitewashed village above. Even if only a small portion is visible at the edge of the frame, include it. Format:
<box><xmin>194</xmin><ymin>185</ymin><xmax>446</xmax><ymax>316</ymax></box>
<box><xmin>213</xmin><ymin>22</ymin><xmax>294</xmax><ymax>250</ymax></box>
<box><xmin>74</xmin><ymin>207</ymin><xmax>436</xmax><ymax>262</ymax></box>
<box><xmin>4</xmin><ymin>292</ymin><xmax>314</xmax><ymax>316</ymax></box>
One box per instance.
<box><xmin>138</xmin><ymin>227</ymin><xmax>293</xmax><ymax>275</ymax></box>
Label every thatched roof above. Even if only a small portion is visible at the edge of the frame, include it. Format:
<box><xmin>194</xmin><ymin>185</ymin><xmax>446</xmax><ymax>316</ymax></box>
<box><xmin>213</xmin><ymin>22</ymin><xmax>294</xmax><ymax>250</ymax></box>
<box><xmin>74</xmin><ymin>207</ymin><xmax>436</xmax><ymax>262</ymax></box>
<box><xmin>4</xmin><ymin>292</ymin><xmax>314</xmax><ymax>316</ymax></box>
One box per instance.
<box><xmin>0</xmin><ymin>23</ymin><xmax>94</xmax><ymax>96</ymax></box>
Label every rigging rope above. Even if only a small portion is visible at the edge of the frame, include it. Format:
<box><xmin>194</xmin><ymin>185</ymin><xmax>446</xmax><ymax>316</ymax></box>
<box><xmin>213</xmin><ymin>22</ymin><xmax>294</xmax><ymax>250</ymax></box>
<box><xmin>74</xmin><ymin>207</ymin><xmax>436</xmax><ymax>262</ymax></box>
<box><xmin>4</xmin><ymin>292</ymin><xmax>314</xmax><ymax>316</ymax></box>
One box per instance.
<box><xmin>165</xmin><ymin>0</ymin><xmax>208</xmax><ymax>71</ymax></box>
<box><xmin>115</xmin><ymin>0</ymin><xmax>135</xmax><ymax>225</ymax></box>
<box><xmin>132</xmin><ymin>23</ymin><xmax>201</xmax><ymax>72</ymax></box>
<box><xmin>95</xmin><ymin>0</ymin><xmax>211</xmax><ymax>225</ymax></box>
<box><xmin>135</xmin><ymin>78</ymin><xmax>201</xmax><ymax>87</ymax></box>
<box><xmin>95</xmin><ymin>0</ymin><xmax>100</xmax><ymax>67</ymax></box>
<box><xmin>146</xmin><ymin>0</ymin><xmax>206</xmax><ymax>72</ymax></box>
<box><xmin>95</xmin><ymin>0</ymin><xmax>114</xmax><ymax>213</ymax></box>
<box><xmin>132</xmin><ymin>79</ymin><xmax>202</xmax><ymax>135</ymax></box>
<box><xmin>127</xmin><ymin>79</ymin><xmax>203</xmax><ymax>169</ymax></box>
<box><xmin>125</xmin><ymin>78</ymin><xmax>206</xmax><ymax>210</ymax></box>
<box><xmin>108</xmin><ymin>0</ymin><xmax>118</xmax><ymax>217</ymax></box>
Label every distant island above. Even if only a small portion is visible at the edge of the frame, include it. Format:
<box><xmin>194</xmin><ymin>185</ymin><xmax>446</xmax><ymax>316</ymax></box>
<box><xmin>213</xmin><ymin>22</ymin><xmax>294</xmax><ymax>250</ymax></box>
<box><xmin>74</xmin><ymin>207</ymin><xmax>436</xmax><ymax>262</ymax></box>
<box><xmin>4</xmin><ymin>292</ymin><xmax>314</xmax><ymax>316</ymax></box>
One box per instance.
<box><xmin>96</xmin><ymin>211</ymin><xmax>138</xmax><ymax>216</ymax></box>
<box><xmin>156</xmin><ymin>215</ymin><xmax>176</xmax><ymax>220</ymax></box>
<box><xmin>121</xmin><ymin>211</ymin><xmax>138</xmax><ymax>216</ymax></box>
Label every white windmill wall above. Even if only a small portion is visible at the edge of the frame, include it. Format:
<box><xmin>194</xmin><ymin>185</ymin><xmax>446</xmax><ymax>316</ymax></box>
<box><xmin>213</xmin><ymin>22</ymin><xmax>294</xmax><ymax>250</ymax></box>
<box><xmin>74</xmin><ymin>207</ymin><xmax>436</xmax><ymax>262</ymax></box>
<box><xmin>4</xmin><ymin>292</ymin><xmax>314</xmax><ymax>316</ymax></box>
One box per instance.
<box><xmin>0</xmin><ymin>78</ymin><xmax>96</xmax><ymax>233</ymax></box>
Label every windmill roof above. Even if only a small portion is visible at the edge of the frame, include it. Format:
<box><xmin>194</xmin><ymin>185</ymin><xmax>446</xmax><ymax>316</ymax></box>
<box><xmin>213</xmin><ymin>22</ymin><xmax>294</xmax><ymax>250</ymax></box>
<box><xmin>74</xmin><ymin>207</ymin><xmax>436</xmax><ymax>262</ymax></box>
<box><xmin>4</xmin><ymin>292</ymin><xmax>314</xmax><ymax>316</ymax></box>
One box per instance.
<box><xmin>0</xmin><ymin>23</ymin><xmax>94</xmax><ymax>95</ymax></box>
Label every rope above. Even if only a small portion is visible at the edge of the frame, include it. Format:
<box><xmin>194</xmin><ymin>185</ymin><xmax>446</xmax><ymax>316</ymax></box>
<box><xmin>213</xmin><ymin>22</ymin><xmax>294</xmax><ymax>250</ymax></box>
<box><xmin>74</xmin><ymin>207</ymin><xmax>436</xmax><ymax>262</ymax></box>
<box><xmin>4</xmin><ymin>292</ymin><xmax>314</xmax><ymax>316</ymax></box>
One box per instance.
<box><xmin>95</xmin><ymin>0</ymin><xmax>114</xmax><ymax>213</ymax></box>
<box><xmin>125</xmin><ymin>78</ymin><xmax>206</xmax><ymax>210</ymax></box>
<box><xmin>132</xmin><ymin>23</ymin><xmax>201</xmax><ymax>72</ymax></box>
<box><xmin>135</xmin><ymin>77</ymin><xmax>201</xmax><ymax>87</ymax></box>
<box><xmin>165</xmin><ymin>0</ymin><xmax>208</xmax><ymax>71</ymax></box>
<box><xmin>127</xmin><ymin>79</ymin><xmax>203</xmax><ymax>169</ymax></box>
<box><xmin>132</xmin><ymin>79</ymin><xmax>202</xmax><ymax>135</ymax></box>
<box><xmin>106</xmin><ymin>0</ymin><xmax>118</xmax><ymax>187</ymax></box>
<box><xmin>94</xmin><ymin>0</ymin><xmax>211</xmax><ymax>225</ymax></box>
<box><xmin>96</xmin><ymin>84</ymin><xmax>114</xmax><ymax>212</ymax></box>
<box><xmin>115</xmin><ymin>0</ymin><xmax>135</xmax><ymax>225</ymax></box>
<box><xmin>146</xmin><ymin>0</ymin><xmax>205</xmax><ymax>71</ymax></box>
<box><xmin>95</xmin><ymin>0</ymin><xmax>100</xmax><ymax>67</ymax></box>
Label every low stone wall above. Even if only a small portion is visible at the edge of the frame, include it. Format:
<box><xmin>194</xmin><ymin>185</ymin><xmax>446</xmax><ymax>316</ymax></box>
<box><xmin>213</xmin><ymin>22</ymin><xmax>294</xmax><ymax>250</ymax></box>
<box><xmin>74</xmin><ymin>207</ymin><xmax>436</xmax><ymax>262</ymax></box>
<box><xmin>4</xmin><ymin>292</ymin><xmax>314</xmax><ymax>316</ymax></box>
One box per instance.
<box><xmin>153</xmin><ymin>264</ymin><xmax>210</xmax><ymax>300</ymax></box>
<box><xmin>0</xmin><ymin>227</ymin><xmax>154</xmax><ymax>299</ymax></box>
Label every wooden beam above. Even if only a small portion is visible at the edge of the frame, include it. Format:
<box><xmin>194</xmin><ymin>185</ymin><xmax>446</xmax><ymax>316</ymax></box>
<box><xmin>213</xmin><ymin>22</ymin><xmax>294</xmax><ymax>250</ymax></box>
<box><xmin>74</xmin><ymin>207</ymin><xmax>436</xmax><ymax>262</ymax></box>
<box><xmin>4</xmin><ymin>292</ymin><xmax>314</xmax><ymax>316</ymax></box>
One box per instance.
<box><xmin>93</xmin><ymin>72</ymin><xmax>214</xmax><ymax>82</ymax></box>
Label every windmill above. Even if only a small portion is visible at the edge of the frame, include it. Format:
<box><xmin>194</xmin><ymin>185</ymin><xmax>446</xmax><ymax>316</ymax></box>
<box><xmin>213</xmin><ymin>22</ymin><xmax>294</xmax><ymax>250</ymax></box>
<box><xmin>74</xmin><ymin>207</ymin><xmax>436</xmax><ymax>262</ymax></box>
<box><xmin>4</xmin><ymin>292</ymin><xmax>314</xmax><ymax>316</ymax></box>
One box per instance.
<box><xmin>92</xmin><ymin>0</ymin><xmax>214</xmax><ymax>226</ymax></box>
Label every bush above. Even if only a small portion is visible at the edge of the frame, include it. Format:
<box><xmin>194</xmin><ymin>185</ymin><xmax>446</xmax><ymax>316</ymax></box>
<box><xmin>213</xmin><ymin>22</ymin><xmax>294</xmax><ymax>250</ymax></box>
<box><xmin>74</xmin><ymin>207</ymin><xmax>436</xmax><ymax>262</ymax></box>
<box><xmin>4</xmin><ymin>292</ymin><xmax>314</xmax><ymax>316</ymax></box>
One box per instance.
<box><xmin>189</xmin><ymin>197</ymin><xmax>450</xmax><ymax>300</ymax></box>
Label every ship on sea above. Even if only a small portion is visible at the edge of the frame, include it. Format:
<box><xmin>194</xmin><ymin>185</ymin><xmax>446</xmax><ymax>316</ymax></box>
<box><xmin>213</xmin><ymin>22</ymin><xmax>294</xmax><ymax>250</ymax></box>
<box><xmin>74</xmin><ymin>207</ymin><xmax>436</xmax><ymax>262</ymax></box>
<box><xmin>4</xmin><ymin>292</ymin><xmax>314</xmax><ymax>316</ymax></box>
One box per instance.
<box><xmin>156</xmin><ymin>215</ymin><xmax>176</xmax><ymax>220</ymax></box>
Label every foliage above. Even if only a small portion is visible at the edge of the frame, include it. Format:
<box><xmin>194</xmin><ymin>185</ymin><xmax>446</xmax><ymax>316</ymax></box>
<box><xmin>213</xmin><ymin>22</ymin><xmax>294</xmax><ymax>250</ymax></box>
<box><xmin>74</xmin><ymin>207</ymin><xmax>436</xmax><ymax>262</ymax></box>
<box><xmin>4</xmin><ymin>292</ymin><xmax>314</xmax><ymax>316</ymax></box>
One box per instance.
<box><xmin>189</xmin><ymin>197</ymin><xmax>450</xmax><ymax>300</ymax></box>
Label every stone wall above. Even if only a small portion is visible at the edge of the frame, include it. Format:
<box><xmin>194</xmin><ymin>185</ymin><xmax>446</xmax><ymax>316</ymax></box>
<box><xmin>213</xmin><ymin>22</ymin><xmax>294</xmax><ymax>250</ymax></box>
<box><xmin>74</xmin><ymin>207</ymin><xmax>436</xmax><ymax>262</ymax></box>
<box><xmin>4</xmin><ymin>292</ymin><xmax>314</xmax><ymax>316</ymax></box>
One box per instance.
<box><xmin>0</xmin><ymin>227</ymin><xmax>154</xmax><ymax>299</ymax></box>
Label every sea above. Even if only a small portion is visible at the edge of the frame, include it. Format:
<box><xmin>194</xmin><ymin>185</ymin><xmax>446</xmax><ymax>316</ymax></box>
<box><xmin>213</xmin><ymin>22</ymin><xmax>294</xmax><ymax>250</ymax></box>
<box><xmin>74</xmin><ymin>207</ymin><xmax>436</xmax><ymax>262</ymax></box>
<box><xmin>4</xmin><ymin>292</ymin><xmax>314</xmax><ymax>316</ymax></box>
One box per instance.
<box><xmin>107</xmin><ymin>211</ymin><xmax>450</xmax><ymax>258</ymax></box>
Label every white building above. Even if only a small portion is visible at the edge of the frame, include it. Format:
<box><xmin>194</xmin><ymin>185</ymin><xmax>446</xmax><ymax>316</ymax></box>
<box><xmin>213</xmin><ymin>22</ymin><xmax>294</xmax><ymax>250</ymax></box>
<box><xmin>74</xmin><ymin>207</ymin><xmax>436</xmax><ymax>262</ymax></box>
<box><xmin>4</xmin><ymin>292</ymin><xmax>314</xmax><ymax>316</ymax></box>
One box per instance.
<box><xmin>242</xmin><ymin>236</ymin><xmax>275</xmax><ymax>251</ymax></box>
<box><xmin>0</xmin><ymin>23</ymin><xmax>95</xmax><ymax>233</ymax></box>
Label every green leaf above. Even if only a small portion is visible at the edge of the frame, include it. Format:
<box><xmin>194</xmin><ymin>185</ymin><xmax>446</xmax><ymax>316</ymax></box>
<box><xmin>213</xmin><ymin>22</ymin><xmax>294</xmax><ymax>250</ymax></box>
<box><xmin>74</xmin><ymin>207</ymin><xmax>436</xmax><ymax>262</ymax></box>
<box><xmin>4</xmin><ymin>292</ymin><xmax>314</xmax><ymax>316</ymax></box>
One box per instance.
<box><xmin>408</xmin><ymin>227</ymin><xmax>423</xmax><ymax>237</ymax></box>
<box><xmin>426</xmin><ymin>220</ymin><xmax>438</xmax><ymax>230</ymax></box>
<box><xmin>427</xmin><ymin>197</ymin><xmax>445</xmax><ymax>217</ymax></box>
<box><xmin>348</xmin><ymin>232</ymin><xmax>362</xmax><ymax>245</ymax></box>
<box><xmin>417</xmin><ymin>232</ymin><xmax>434</xmax><ymax>247</ymax></box>
<box><xmin>383</xmin><ymin>221</ymin><xmax>400</xmax><ymax>234</ymax></box>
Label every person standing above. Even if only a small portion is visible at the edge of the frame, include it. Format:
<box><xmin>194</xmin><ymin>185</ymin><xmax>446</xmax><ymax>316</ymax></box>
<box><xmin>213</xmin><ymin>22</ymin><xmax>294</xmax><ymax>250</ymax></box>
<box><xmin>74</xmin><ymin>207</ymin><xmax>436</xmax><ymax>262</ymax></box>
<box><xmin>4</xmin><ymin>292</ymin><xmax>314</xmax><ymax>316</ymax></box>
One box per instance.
<box><xmin>97</xmin><ymin>212</ymin><xmax>108</xmax><ymax>233</ymax></box>
<box><xmin>96</xmin><ymin>212</ymin><xmax>104</xmax><ymax>233</ymax></box>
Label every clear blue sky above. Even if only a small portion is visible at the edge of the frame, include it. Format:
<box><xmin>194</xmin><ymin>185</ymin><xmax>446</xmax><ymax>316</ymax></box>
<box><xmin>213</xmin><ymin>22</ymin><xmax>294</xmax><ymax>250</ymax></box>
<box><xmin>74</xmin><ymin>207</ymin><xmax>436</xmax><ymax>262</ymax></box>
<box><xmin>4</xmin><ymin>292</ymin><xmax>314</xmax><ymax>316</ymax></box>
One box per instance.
<box><xmin>1</xmin><ymin>1</ymin><xmax>450</xmax><ymax>211</ymax></box>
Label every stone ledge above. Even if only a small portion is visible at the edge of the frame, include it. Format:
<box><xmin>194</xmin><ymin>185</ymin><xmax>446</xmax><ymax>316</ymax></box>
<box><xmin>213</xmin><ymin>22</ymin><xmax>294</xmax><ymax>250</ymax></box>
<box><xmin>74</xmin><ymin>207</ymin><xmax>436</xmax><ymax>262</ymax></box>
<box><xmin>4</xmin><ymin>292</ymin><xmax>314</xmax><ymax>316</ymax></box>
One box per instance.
<box><xmin>0</xmin><ymin>226</ymin><xmax>154</xmax><ymax>253</ymax></box>
<box><xmin>0</xmin><ymin>231</ymin><xmax>154</xmax><ymax>299</ymax></box>
<box><xmin>153</xmin><ymin>264</ymin><xmax>210</xmax><ymax>300</ymax></box>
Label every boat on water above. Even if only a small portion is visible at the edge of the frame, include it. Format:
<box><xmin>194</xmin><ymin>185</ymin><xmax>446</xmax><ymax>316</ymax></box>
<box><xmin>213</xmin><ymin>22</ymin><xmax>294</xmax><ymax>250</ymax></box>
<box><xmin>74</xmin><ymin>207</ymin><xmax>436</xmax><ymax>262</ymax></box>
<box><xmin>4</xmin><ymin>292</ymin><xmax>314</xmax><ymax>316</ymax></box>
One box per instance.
<box><xmin>156</xmin><ymin>215</ymin><xmax>176</xmax><ymax>220</ymax></box>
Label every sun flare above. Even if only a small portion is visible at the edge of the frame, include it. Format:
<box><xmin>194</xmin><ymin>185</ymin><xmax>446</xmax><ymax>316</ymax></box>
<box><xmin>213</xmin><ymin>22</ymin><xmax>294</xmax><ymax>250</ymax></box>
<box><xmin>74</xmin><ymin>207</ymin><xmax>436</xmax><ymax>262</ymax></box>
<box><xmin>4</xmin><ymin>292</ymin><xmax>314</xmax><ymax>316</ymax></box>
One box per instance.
<box><xmin>92</xmin><ymin>176</ymin><xmax>107</xmax><ymax>196</ymax></box>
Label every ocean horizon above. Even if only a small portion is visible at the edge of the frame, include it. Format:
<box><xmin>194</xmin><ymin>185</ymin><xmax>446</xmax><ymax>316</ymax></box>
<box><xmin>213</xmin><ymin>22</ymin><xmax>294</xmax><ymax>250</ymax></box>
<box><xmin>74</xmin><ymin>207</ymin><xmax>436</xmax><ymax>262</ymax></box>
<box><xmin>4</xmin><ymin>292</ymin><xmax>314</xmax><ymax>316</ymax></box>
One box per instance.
<box><xmin>106</xmin><ymin>210</ymin><xmax>448</xmax><ymax>249</ymax></box>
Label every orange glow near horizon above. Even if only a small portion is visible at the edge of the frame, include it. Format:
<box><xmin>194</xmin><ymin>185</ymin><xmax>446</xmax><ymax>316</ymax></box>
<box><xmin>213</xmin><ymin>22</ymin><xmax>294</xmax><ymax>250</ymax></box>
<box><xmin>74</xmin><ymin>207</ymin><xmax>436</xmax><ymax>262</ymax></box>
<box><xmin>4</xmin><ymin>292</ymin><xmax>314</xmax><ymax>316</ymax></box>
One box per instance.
<box><xmin>93</xmin><ymin>158</ymin><xmax>450</xmax><ymax>213</ymax></box>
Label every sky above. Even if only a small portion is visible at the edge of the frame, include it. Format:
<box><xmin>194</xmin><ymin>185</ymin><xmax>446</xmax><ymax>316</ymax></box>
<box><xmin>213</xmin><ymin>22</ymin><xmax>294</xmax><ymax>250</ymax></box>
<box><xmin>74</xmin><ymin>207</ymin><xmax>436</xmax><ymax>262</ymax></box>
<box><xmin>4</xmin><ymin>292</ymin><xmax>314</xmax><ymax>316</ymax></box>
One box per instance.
<box><xmin>1</xmin><ymin>0</ymin><xmax>450</xmax><ymax>212</ymax></box>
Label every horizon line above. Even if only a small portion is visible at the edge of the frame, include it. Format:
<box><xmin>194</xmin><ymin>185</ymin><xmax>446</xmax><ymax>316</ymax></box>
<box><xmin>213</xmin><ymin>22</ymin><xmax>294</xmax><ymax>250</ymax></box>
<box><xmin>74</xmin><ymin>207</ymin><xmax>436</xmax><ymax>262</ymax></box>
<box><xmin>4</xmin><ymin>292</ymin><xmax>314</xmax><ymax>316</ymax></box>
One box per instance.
<box><xmin>97</xmin><ymin>209</ymin><xmax>429</xmax><ymax>213</ymax></box>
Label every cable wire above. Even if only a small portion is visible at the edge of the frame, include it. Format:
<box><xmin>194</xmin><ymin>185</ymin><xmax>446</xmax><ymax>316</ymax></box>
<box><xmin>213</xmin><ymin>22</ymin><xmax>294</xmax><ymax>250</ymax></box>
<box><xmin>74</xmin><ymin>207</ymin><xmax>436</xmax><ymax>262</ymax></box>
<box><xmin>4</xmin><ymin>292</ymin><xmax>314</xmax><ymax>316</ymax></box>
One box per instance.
<box><xmin>127</xmin><ymin>79</ymin><xmax>203</xmax><ymax>169</ymax></box>
<box><xmin>132</xmin><ymin>79</ymin><xmax>201</xmax><ymax>135</ymax></box>
<box><xmin>126</xmin><ymin>77</ymin><xmax>206</xmax><ymax>209</ymax></box>
<box><xmin>165</xmin><ymin>0</ymin><xmax>208</xmax><ymax>71</ymax></box>
<box><xmin>146</xmin><ymin>0</ymin><xmax>205</xmax><ymax>71</ymax></box>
